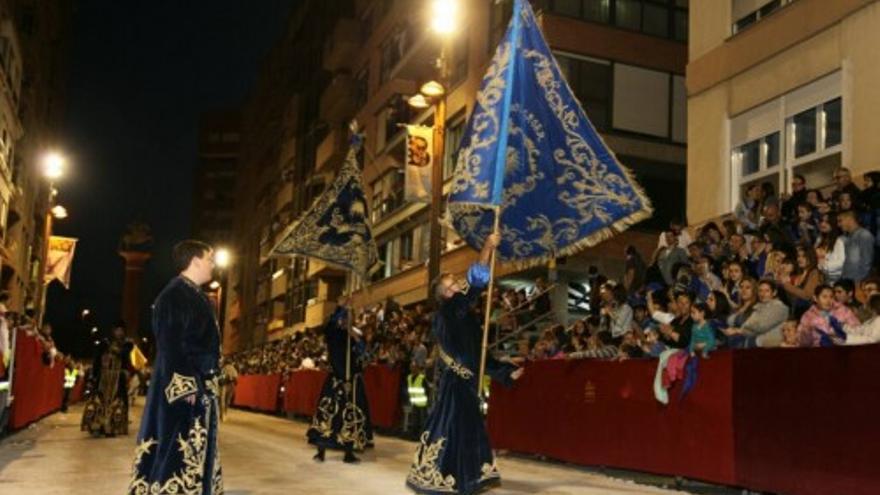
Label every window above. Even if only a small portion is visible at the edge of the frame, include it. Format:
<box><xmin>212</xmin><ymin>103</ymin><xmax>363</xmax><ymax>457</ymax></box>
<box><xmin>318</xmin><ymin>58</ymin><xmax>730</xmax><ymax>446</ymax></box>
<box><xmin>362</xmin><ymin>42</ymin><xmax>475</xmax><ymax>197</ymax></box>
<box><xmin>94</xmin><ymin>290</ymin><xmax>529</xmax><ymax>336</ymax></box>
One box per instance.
<box><xmin>642</xmin><ymin>2</ymin><xmax>669</xmax><ymax>37</ymax></box>
<box><xmin>550</xmin><ymin>0</ymin><xmax>611</xmax><ymax>22</ymax></box>
<box><xmin>400</xmin><ymin>229</ymin><xmax>415</xmax><ymax>268</ymax></box>
<box><xmin>370</xmin><ymin>168</ymin><xmax>406</xmax><ymax>223</ymax></box>
<box><xmin>555</xmin><ymin>53</ymin><xmax>612</xmax><ymax>131</ymax></box>
<box><xmin>354</xmin><ymin>66</ymin><xmax>369</xmax><ymax>110</ymax></box>
<box><xmin>379</xmin><ymin>23</ymin><xmax>411</xmax><ymax>84</ymax></box>
<box><xmin>613</xmin><ymin>63</ymin><xmax>670</xmax><ymax>137</ymax></box>
<box><xmin>730</xmin><ymin>71</ymin><xmax>843</xmax><ymax>210</ymax></box>
<box><xmin>444</xmin><ymin>114</ymin><xmax>466</xmax><ymax>180</ymax></box>
<box><xmin>380</xmin><ymin>94</ymin><xmax>415</xmax><ymax>150</ymax></box>
<box><xmin>547</xmin><ymin>0</ymin><xmax>687</xmax><ymax>41</ymax></box>
<box><xmin>615</xmin><ymin>0</ymin><xmax>642</xmax><ymax>30</ymax></box>
<box><xmin>488</xmin><ymin>0</ymin><xmax>513</xmax><ymax>53</ymax></box>
<box><xmin>823</xmin><ymin>97</ymin><xmax>841</xmax><ymax>148</ymax></box>
<box><xmin>732</xmin><ymin>0</ymin><xmax>794</xmax><ymax>34</ymax></box>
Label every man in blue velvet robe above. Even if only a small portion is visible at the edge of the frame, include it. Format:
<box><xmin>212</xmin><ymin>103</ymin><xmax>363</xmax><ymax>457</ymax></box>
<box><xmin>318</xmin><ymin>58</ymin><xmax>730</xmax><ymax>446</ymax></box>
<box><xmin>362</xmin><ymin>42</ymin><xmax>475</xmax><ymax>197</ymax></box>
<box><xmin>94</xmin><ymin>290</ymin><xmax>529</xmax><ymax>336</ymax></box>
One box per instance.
<box><xmin>307</xmin><ymin>301</ymin><xmax>374</xmax><ymax>463</ymax></box>
<box><xmin>407</xmin><ymin>233</ymin><xmax>524</xmax><ymax>495</ymax></box>
<box><xmin>128</xmin><ymin>240</ymin><xmax>223</xmax><ymax>495</ymax></box>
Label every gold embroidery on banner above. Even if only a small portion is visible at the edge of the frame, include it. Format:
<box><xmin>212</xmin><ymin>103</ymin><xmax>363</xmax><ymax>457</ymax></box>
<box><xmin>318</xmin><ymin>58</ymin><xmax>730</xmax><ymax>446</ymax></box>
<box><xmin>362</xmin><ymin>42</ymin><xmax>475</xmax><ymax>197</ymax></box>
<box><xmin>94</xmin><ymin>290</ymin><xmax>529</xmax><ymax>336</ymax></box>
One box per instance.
<box><xmin>165</xmin><ymin>373</ymin><xmax>198</xmax><ymax>404</ymax></box>
<box><xmin>406</xmin><ymin>432</ymin><xmax>457</xmax><ymax>492</ymax></box>
<box><xmin>438</xmin><ymin>349</ymin><xmax>474</xmax><ymax>380</ymax></box>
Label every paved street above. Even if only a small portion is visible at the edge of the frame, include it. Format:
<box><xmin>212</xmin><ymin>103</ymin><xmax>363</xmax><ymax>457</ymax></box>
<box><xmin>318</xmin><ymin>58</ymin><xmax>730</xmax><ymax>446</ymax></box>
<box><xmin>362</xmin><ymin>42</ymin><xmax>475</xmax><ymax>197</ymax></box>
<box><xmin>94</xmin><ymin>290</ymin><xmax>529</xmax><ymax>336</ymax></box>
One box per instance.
<box><xmin>0</xmin><ymin>403</ymin><xmax>691</xmax><ymax>495</ymax></box>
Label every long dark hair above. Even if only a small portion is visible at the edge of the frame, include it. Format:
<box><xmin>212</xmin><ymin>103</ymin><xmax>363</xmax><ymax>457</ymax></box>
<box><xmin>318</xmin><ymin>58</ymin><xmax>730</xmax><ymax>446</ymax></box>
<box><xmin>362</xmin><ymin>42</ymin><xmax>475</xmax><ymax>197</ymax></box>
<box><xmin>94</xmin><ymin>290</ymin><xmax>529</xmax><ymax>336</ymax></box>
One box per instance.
<box><xmin>709</xmin><ymin>290</ymin><xmax>732</xmax><ymax>320</ymax></box>
<box><xmin>817</xmin><ymin>213</ymin><xmax>842</xmax><ymax>252</ymax></box>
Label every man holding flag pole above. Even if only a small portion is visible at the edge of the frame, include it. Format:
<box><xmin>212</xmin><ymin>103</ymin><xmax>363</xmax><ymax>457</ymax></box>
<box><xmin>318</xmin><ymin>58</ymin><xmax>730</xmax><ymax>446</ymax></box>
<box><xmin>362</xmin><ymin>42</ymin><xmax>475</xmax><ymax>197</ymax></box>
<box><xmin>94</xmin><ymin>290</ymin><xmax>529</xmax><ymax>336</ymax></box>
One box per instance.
<box><xmin>409</xmin><ymin>0</ymin><xmax>652</xmax><ymax>492</ymax></box>
<box><xmin>269</xmin><ymin>122</ymin><xmax>378</xmax><ymax>465</ymax></box>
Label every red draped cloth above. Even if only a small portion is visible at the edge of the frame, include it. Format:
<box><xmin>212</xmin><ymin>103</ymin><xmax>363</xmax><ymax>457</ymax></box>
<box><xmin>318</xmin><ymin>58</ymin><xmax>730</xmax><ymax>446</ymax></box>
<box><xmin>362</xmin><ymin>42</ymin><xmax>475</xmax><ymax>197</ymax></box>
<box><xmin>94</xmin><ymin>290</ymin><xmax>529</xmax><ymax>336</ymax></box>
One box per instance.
<box><xmin>488</xmin><ymin>347</ymin><xmax>880</xmax><ymax>495</ymax></box>
<box><xmin>282</xmin><ymin>369</ymin><xmax>328</xmax><ymax>416</ymax></box>
<box><xmin>232</xmin><ymin>374</ymin><xmax>281</xmax><ymax>412</ymax></box>
<box><xmin>362</xmin><ymin>365</ymin><xmax>401</xmax><ymax>429</ymax></box>
<box><xmin>9</xmin><ymin>330</ymin><xmax>64</xmax><ymax>430</ymax></box>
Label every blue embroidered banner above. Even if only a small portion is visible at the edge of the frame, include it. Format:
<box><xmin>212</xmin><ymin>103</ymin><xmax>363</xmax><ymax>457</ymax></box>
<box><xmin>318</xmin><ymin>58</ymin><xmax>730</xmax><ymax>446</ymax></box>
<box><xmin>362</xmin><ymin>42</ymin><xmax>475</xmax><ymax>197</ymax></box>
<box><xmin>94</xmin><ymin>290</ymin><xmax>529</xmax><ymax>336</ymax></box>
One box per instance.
<box><xmin>448</xmin><ymin>0</ymin><xmax>653</xmax><ymax>267</ymax></box>
<box><xmin>270</xmin><ymin>133</ymin><xmax>378</xmax><ymax>277</ymax></box>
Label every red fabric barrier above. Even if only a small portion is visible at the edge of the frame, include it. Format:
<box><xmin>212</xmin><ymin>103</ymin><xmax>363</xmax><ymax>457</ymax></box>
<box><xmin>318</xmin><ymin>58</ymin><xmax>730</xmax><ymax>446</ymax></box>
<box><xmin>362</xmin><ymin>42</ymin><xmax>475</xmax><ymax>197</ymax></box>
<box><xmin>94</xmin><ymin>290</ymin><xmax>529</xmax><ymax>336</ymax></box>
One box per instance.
<box><xmin>282</xmin><ymin>369</ymin><xmax>328</xmax><ymax>416</ymax></box>
<box><xmin>489</xmin><ymin>347</ymin><xmax>880</xmax><ymax>494</ymax></box>
<box><xmin>732</xmin><ymin>345</ymin><xmax>880</xmax><ymax>495</ymax></box>
<box><xmin>363</xmin><ymin>365</ymin><xmax>401</xmax><ymax>429</ymax></box>
<box><xmin>9</xmin><ymin>331</ymin><xmax>64</xmax><ymax>429</ymax></box>
<box><xmin>488</xmin><ymin>353</ymin><xmax>736</xmax><ymax>485</ymax></box>
<box><xmin>233</xmin><ymin>374</ymin><xmax>281</xmax><ymax>412</ymax></box>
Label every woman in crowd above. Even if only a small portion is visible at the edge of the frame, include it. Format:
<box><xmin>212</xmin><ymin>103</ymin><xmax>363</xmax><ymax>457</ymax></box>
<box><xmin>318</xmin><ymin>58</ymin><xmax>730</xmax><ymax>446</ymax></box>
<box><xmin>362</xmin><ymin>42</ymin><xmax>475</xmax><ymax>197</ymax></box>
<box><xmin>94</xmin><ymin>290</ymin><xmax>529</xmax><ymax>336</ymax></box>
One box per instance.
<box><xmin>723</xmin><ymin>279</ymin><xmax>788</xmax><ymax>348</ymax></box>
<box><xmin>623</xmin><ymin>245</ymin><xmax>647</xmax><ymax>296</ymax></box>
<box><xmin>777</xmin><ymin>245</ymin><xmax>824</xmax><ymax>318</ymax></box>
<box><xmin>600</xmin><ymin>283</ymin><xmax>633</xmax><ymax>344</ymax></box>
<box><xmin>816</xmin><ymin>212</ymin><xmax>845</xmax><ymax>283</ymax></box>
<box><xmin>726</xmin><ymin>277</ymin><xmax>758</xmax><ymax>335</ymax></box>
<box><xmin>797</xmin><ymin>284</ymin><xmax>860</xmax><ymax>347</ymax></box>
<box><xmin>841</xmin><ymin>293</ymin><xmax>880</xmax><ymax>345</ymax></box>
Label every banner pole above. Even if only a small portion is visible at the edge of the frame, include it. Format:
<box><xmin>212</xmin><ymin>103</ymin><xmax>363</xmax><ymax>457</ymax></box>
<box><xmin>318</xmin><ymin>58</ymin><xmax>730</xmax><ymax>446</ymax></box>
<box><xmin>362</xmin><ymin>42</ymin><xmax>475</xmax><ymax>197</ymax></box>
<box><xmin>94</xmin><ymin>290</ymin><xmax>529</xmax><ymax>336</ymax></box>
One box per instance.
<box><xmin>477</xmin><ymin>208</ymin><xmax>501</xmax><ymax>402</ymax></box>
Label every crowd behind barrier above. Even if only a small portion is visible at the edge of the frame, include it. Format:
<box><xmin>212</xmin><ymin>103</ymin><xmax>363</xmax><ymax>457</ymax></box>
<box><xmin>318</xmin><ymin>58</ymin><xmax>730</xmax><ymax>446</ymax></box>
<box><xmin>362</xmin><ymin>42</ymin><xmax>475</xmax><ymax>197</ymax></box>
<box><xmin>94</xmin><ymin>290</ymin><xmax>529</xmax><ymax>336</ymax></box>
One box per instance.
<box><xmin>224</xmin><ymin>168</ymin><xmax>880</xmax><ymax>494</ymax></box>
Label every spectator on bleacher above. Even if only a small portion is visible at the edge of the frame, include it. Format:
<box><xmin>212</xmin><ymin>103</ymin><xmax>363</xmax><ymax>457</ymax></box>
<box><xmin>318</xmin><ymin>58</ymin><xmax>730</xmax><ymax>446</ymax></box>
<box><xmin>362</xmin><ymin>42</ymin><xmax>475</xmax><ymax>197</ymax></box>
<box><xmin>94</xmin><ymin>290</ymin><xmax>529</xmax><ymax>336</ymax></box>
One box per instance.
<box><xmin>735</xmin><ymin>184</ymin><xmax>762</xmax><ymax>232</ymax></box>
<box><xmin>778</xmin><ymin>245</ymin><xmax>823</xmax><ymax>318</ymax></box>
<box><xmin>723</xmin><ymin>279</ymin><xmax>788</xmax><ymax>348</ymax></box>
<box><xmin>839</xmin><ymin>209</ymin><xmax>875</xmax><ymax>282</ymax></box>
<box><xmin>780</xmin><ymin>320</ymin><xmax>800</xmax><ymax>348</ymax></box>
<box><xmin>791</xmin><ymin>202</ymin><xmax>818</xmax><ymax>246</ymax></box>
<box><xmin>759</xmin><ymin>202</ymin><xmax>795</xmax><ymax>252</ymax></box>
<box><xmin>781</xmin><ymin>174</ymin><xmax>809</xmax><ymax>222</ymax></box>
<box><xmin>624</xmin><ymin>245</ymin><xmax>647</xmax><ymax>296</ymax></box>
<box><xmin>631</xmin><ymin>303</ymin><xmax>653</xmax><ymax>333</ymax></box>
<box><xmin>817</xmin><ymin>213</ymin><xmax>846</xmax><ymax>283</ymax></box>
<box><xmin>532</xmin><ymin>277</ymin><xmax>552</xmax><ymax>317</ymax></box>
<box><xmin>688</xmin><ymin>303</ymin><xmax>716</xmax><ymax>358</ymax></box>
<box><xmin>747</xmin><ymin>235</ymin><xmax>772</xmax><ymax>279</ymax></box>
<box><xmin>797</xmin><ymin>284</ymin><xmax>860</xmax><ymax>347</ymax></box>
<box><xmin>832</xmin><ymin>279</ymin><xmax>869</xmax><ymax>322</ymax></box>
<box><xmin>831</xmin><ymin>167</ymin><xmax>862</xmax><ymax>208</ymax></box>
<box><xmin>693</xmin><ymin>254</ymin><xmax>723</xmax><ymax>302</ymax></box>
<box><xmin>658</xmin><ymin>291</ymin><xmax>693</xmax><ymax>349</ymax></box>
<box><xmin>840</xmin><ymin>293</ymin><xmax>880</xmax><ymax>345</ymax></box>
<box><xmin>653</xmin><ymin>231</ymin><xmax>689</xmax><ymax>286</ymax></box>
<box><xmin>600</xmin><ymin>283</ymin><xmax>633</xmax><ymax>343</ymax></box>
<box><xmin>656</xmin><ymin>219</ymin><xmax>693</xmax><ymax>250</ymax></box>
<box><xmin>722</xmin><ymin>260</ymin><xmax>745</xmax><ymax>307</ymax></box>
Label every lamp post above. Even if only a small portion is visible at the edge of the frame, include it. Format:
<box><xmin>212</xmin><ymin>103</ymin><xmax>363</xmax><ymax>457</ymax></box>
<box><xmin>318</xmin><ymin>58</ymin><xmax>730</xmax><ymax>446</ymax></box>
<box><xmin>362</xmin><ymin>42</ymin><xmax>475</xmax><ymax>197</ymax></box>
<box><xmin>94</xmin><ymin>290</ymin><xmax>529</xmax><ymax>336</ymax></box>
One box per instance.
<box><xmin>411</xmin><ymin>0</ymin><xmax>458</xmax><ymax>304</ymax></box>
<box><xmin>213</xmin><ymin>247</ymin><xmax>231</xmax><ymax>338</ymax></box>
<box><xmin>37</xmin><ymin>151</ymin><xmax>66</xmax><ymax>327</ymax></box>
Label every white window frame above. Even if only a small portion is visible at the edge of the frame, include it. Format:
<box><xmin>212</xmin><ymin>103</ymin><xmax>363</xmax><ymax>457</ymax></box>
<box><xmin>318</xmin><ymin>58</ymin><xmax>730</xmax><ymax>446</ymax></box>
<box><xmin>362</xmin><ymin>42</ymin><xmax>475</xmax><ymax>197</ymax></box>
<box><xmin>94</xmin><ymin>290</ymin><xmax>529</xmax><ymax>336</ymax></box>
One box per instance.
<box><xmin>729</xmin><ymin>71</ymin><xmax>843</xmax><ymax>210</ymax></box>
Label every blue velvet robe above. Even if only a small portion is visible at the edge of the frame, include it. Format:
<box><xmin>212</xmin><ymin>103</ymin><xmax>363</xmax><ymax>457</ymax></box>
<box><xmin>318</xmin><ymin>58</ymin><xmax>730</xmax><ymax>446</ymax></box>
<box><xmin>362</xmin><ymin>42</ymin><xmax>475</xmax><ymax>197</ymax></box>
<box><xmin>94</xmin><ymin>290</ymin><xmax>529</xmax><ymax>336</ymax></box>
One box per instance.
<box><xmin>128</xmin><ymin>276</ymin><xmax>223</xmax><ymax>495</ymax></box>
<box><xmin>407</xmin><ymin>264</ymin><xmax>516</xmax><ymax>495</ymax></box>
<box><xmin>307</xmin><ymin>306</ymin><xmax>374</xmax><ymax>450</ymax></box>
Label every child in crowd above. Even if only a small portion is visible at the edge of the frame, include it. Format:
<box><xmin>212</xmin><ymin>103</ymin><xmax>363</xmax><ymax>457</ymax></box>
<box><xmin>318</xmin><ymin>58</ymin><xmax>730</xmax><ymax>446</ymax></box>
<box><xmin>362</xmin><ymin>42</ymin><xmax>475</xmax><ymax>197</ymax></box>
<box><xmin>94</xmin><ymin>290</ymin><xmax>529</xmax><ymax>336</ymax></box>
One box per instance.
<box><xmin>780</xmin><ymin>320</ymin><xmax>800</xmax><ymax>348</ymax></box>
<box><xmin>688</xmin><ymin>303</ymin><xmax>716</xmax><ymax>358</ymax></box>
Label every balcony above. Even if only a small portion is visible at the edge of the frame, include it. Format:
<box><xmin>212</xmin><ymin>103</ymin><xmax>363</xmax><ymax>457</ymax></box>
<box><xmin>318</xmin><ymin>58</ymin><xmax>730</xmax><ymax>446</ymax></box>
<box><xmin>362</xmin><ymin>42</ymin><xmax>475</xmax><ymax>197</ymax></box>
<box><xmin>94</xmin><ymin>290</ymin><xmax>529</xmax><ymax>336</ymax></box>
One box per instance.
<box><xmin>305</xmin><ymin>298</ymin><xmax>336</xmax><ymax>329</ymax></box>
<box><xmin>275</xmin><ymin>182</ymin><xmax>294</xmax><ymax>214</ymax></box>
<box><xmin>319</xmin><ymin>73</ymin><xmax>358</xmax><ymax>125</ymax></box>
<box><xmin>307</xmin><ymin>259</ymin><xmax>345</xmax><ymax>279</ymax></box>
<box><xmin>315</xmin><ymin>126</ymin><xmax>348</xmax><ymax>172</ymax></box>
<box><xmin>270</xmin><ymin>269</ymin><xmax>288</xmax><ymax>299</ymax></box>
<box><xmin>323</xmin><ymin>18</ymin><xmax>364</xmax><ymax>72</ymax></box>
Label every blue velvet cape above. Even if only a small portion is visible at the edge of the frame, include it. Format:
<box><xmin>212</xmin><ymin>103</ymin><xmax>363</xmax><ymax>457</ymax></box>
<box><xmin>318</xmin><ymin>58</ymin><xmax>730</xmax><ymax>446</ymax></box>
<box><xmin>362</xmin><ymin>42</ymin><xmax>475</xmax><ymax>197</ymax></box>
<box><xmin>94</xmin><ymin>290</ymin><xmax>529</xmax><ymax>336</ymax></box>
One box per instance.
<box><xmin>306</xmin><ymin>306</ymin><xmax>374</xmax><ymax>451</ymax></box>
<box><xmin>128</xmin><ymin>276</ymin><xmax>223</xmax><ymax>495</ymax></box>
<box><xmin>407</xmin><ymin>264</ymin><xmax>516</xmax><ymax>495</ymax></box>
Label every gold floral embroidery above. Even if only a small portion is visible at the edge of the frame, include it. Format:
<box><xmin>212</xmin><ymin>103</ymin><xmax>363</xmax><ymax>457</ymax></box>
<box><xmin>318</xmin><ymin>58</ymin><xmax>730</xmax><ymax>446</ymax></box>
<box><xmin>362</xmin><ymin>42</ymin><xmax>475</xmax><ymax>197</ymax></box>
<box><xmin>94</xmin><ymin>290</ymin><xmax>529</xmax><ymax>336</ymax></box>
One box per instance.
<box><xmin>128</xmin><ymin>417</ymin><xmax>210</xmax><ymax>495</ymax></box>
<box><xmin>205</xmin><ymin>376</ymin><xmax>220</xmax><ymax>397</ymax></box>
<box><xmin>165</xmin><ymin>373</ymin><xmax>198</xmax><ymax>404</ymax></box>
<box><xmin>406</xmin><ymin>432</ymin><xmax>456</xmax><ymax>492</ymax></box>
<box><xmin>309</xmin><ymin>395</ymin><xmax>339</xmax><ymax>439</ymax></box>
<box><xmin>480</xmin><ymin>459</ymin><xmax>501</xmax><ymax>482</ymax></box>
<box><xmin>438</xmin><ymin>349</ymin><xmax>474</xmax><ymax>380</ymax></box>
<box><xmin>339</xmin><ymin>379</ymin><xmax>368</xmax><ymax>449</ymax></box>
<box><xmin>309</xmin><ymin>376</ymin><xmax>370</xmax><ymax>450</ymax></box>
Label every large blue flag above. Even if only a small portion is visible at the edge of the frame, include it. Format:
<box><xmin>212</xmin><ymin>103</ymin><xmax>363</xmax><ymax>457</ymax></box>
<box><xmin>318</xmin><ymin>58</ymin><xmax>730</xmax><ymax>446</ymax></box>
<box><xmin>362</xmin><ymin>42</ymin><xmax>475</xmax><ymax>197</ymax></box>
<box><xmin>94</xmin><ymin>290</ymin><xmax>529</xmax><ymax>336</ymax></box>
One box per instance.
<box><xmin>270</xmin><ymin>132</ymin><xmax>378</xmax><ymax>277</ymax></box>
<box><xmin>448</xmin><ymin>0</ymin><xmax>652</xmax><ymax>267</ymax></box>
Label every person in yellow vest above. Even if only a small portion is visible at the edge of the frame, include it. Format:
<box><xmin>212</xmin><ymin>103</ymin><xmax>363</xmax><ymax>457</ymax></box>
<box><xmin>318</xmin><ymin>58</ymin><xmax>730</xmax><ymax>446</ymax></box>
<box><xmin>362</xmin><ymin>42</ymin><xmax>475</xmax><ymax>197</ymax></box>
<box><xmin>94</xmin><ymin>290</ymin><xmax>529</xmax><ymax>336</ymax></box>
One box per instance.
<box><xmin>405</xmin><ymin>364</ymin><xmax>429</xmax><ymax>438</ymax></box>
<box><xmin>61</xmin><ymin>357</ymin><xmax>79</xmax><ymax>413</ymax></box>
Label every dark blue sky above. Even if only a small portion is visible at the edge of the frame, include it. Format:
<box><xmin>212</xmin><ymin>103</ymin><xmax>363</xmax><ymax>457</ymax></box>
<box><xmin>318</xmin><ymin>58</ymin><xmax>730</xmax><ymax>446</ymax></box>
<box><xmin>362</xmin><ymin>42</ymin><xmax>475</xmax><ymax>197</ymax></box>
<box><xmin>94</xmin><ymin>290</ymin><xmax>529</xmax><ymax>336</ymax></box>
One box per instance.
<box><xmin>47</xmin><ymin>0</ymin><xmax>291</xmax><ymax>355</ymax></box>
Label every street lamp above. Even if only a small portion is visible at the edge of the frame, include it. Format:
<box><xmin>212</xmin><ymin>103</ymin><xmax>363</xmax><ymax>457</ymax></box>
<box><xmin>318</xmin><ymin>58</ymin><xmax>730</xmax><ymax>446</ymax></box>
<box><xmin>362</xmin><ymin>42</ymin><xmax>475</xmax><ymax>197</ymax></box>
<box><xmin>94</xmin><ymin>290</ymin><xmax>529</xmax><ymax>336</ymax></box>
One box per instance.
<box><xmin>215</xmin><ymin>247</ymin><xmax>231</xmax><ymax>269</ymax></box>
<box><xmin>37</xmin><ymin>151</ymin><xmax>68</xmax><ymax>327</ymax></box>
<box><xmin>212</xmin><ymin>247</ymin><xmax>232</xmax><ymax>338</ymax></box>
<box><xmin>42</xmin><ymin>152</ymin><xmax>65</xmax><ymax>180</ymax></box>
<box><xmin>411</xmin><ymin>0</ymin><xmax>458</xmax><ymax>304</ymax></box>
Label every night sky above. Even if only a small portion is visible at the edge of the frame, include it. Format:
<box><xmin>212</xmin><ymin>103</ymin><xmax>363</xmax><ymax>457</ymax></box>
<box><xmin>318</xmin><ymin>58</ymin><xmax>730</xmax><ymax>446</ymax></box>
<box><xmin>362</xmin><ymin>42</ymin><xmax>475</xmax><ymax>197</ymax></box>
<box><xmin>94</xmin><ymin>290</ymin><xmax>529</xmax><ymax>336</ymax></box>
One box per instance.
<box><xmin>46</xmin><ymin>1</ymin><xmax>291</xmax><ymax>357</ymax></box>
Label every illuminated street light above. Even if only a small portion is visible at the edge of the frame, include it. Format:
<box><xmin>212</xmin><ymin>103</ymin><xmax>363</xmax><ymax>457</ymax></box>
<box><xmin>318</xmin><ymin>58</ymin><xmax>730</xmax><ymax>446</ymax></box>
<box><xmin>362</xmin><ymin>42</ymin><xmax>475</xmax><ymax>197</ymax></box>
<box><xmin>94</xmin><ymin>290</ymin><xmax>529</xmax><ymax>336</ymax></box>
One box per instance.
<box><xmin>430</xmin><ymin>0</ymin><xmax>459</xmax><ymax>34</ymax></box>
<box><xmin>51</xmin><ymin>205</ymin><xmax>68</xmax><ymax>219</ymax></box>
<box><xmin>209</xmin><ymin>281</ymin><xmax>221</xmax><ymax>290</ymax></box>
<box><xmin>420</xmin><ymin>80</ymin><xmax>445</xmax><ymax>97</ymax></box>
<box><xmin>407</xmin><ymin>94</ymin><xmax>430</xmax><ymax>109</ymax></box>
<box><xmin>42</xmin><ymin>152</ymin><xmax>66</xmax><ymax>180</ymax></box>
<box><xmin>215</xmin><ymin>247</ymin><xmax>231</xmax><ymax>269</ymax></box>
<box><xmin>82</xmin><ymin>309</ymin><xmax>90</xmax><ymax>317</ymax></box>
<box><xmin>91</xmin><ymin>327</ymin><xmax>98</xmax><ymax>334</ymax></box>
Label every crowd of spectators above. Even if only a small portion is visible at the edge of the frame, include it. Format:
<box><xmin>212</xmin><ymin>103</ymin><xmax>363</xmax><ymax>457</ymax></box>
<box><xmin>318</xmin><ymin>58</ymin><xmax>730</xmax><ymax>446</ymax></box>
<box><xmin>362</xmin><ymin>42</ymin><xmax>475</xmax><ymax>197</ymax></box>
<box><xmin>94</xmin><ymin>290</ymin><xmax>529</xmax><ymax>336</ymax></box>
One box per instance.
<box><xmin>227</xmin><ymin>169</ymin><xmax>880</xmax><ymax>399</ymax></box>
